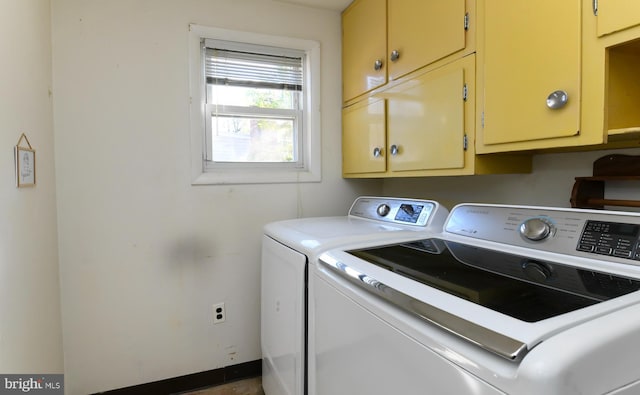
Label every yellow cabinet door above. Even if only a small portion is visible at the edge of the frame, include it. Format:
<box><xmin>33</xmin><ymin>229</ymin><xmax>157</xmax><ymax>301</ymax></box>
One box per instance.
<box><xmin>342</xmin><ymin>98</ymin><xmax>387</xmax><ymax>175</ymax></box>
<box><xmin>386</xmin><ymin>56</ymin><xmax>470</xmax><ymax>172</ymax></box>
<box><xmin>481</xmin><ymin>0</ymin><xmax>580</xmax><ymax>147</ymax></box>
<box><xmin>388</xmin><ymin>0</ymin><xmax>466</xmax><ymax>81</ymax></box>
<box><xmin>597</xmin><ymin>0</ymin><xmax>640</xmax><ymax>37</ymax></box>
<box><xmin>342</xmin><ymin>0</ymin><xmax>387</xmax><ymax>102</ymax></box>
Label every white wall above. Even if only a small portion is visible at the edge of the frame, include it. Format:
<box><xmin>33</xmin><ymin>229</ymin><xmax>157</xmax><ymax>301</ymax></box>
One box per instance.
<box><xmin>51</xmin><ymin>0</ymin><xmax>379</xmax><ymax>393</ymax></box>
<box><xmin>383</xmin><ymin>147</ymin><xmax>640</xmax><ymax>210</ymax></box>
<box><xmin>0</xmin><ymin>0</ymin><xmax>64</xmax><ymax>374</ymax></box>
<box><xmin>49</xmin><ymin>1</ymin><xmax>640</xmax><ymax>393</ymax></box>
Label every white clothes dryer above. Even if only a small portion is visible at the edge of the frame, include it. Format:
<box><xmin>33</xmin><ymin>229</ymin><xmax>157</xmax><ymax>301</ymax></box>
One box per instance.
<box><xmin>260</xmin><ymin>196</ymin><xmax>449</xmax><ymax>395</ymax></box>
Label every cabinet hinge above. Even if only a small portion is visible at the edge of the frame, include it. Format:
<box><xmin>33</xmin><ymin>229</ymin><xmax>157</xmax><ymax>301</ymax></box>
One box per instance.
<box><xmin>463</xmin><ymin>134</ymin><xmax>468</xmax><ymax>150</ymax></box>
<box><xmin>463</xmin><ymin>84</ymin><xmax>468</xmax><ymax>101</ymax></box>
<box><xmin>464</xmin><ymin>13</ymin><xmax>470</xmax><ymax>30</ymax></box>
<box><xmin>481</xmin><ymin>111</ymin><xmax>485</xmax><ymax>128</ymax></box>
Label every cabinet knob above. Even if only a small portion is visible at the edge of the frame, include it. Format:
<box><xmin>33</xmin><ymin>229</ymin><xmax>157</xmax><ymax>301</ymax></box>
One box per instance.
<box><xmin>390</xmin><ymin>50</ymin><xmax>400</xmax><ymax>62</ymax></box>
<box><xmin>390</xmin><ymin>144</ymin><xmax>399</xmax><ymax>156</ymax></box>
<box><xmin>546</xmin><ymin>90</ymin><xmax>569</xmax><ymax>109</ymax></box>
<box><xmin>372</xmin><ymin>147</ymin><xmax>383</xmax><ymax>158</ymax></box>
<box><xmin>374</xmin><ymin>59</ymin><xmax>383</xmax><ymax>71</ymax></box>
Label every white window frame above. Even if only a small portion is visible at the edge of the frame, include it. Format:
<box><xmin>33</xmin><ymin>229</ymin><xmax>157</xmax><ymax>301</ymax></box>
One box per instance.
<box><xmin>189</xmin><ymin>24</ymin><xmax>321</xmax><ymax>185</ymax></box>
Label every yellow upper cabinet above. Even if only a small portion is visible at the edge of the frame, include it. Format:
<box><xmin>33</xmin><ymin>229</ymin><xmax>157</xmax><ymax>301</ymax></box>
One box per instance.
<box><xmin>342</xmin><ymin>98</ymin><xmax>386</xmax><ymax>175</ymax></box>
<box><xmin>343</xmin><ymin>57</ymin><xmax>474</xmax><ymax>177</ymax></box>
<box><xmin>386</xmin><ymin>59</ymin><xmax>467</xmax><ymax>173</ymax></box>
<box><xmin>341</xmin><ymin>0</ymin><xmax>532</xmax><ymax>178</ymax></box>
<box><xmin>342</xmin><ymin>0</ymin><xmax>387</xmax><ymax>102</ymax></box>
<box><xmin>342</xmin><ymin>55</ymin><xmax>531</xmax><ymax>178</ymax></box>
<box><xmin>590</xmin><ymin>0</ymin><xmax>640</xmax><ymax>139</ymax></box>
<box><xmin>478</xmin><ymin>0</ymin><xmax>640</xmax><ymax>153</ymax></box>
<box><xmin>597</xmin><ymin>0</ymin><xmax>640</xmax><ymax>37</ymax></box>
<box><xmin>387</xmin><ymin>0</ymin><xmax>468</xmax><ymax>81</ymax></box>
<box><xmin>342</xmin><ymin>0</ymin><xmax>640</xmax><ymax>178</ymax></box>
<box><xmin>477</xmin><ymin>0</ymin><xmax>583</xmax><ymax>153</ymax></box>
<box><xmin>342</xmin><ymin>0</ymin><xmax>473</xmax><ymax>103</ymax></box>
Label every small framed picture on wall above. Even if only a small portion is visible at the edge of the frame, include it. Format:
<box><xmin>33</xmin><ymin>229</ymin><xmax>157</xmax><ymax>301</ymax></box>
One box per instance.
<box><xmin>15</xmin><ymin>133</ymin><xmax>36</xmax><ymax>187</ymax></box>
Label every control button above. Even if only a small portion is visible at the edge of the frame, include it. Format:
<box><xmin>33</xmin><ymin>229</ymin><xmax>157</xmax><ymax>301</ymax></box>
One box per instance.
<box><xmin>520</xmin><ymin>218</ymin><xmax>553</xmax><ymax>241</ymax></box>
<box><xmin>613</xmin><ymin>249</ymin><xmax>632</xmax><ymax>258</ymax></box>
<box><xmin>376</xmin><ymin>204</ymin><xmax>391</xmax><ymax>217</ymax></box>
<box><xmin>577</xmin><ymin>244</ymin><xmax>594</xmax><ymax>252</ymax></box>
<box><xmin>595</xmin><ymin>246</ymin><xmax>612</xmax><ymax>255</ymax></box>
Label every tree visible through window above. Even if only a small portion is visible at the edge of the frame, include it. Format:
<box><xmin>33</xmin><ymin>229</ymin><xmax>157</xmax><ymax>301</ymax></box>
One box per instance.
<box><xmin>189</xmin><ymin>25</ymin><xmax>321</xmax><ymax>185</ymax></box>
<box><xmin>204</xmin><ymin>41</ymin><xmax>304</xmax><ymax>166</ymax></box>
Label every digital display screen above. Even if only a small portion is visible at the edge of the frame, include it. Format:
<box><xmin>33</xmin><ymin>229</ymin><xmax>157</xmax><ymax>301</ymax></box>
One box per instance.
<box><xmin>395</xmin><ymin>204</ymin><xmax>423</xmax><ymax>223</ymax></box>
<box><xmin>586</xmin><ymin>220</ymin><xmax>640</xmax><ymax>237</ymax></box>
<box><xmin>611</xmin><ymin>223</ymin><xmax>640</xmax><ymax>237</ymax></box>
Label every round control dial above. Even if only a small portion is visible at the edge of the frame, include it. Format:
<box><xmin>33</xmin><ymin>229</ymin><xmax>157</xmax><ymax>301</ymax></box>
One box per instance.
<box><xmin>376</xmin><ymin>204</ymin><xmax>391</xmax><ymax>217</ymax></box>
<box><xmin>519</xmin><ymin>217</ymin><xmax>553</xmax><ymax>241</ymax></box>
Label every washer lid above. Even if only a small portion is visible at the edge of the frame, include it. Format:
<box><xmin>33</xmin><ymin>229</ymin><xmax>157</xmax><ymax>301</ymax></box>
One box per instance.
<box><xmin>319</xmin><ymin>238</ymin><xmax>640</xmax><ymax>361</ymax></box>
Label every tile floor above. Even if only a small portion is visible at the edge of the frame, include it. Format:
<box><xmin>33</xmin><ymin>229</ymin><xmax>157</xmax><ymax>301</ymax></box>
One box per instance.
<box><xmin>182</xmin><ymin>377</ymin><xmax>264</xmax><ymax>395</ymax></box>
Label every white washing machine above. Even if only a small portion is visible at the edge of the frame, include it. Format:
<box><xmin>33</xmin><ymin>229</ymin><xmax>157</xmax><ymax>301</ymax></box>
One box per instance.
<box><xmin>260</xmin><ymin>196</ymin><xmax>449</xmax><ymax>395</ymax></box>
<box><xmin>314</xmin><ymin>203</ymin><xmax>640</xmax><ymax>394</ymax></box>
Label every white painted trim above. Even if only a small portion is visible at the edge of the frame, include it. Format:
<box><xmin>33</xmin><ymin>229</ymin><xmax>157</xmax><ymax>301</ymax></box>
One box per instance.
<box><xmin>188</xmin><ymin>24</ymin><xmax>322</xmax><ymax>185</ymax></box>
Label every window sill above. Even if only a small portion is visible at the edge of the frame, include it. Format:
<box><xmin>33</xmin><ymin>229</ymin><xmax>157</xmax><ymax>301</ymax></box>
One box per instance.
<box><xmin>191</xmin><ymin>168</ymin><xmax>321</xmax><ymax>185</ymax></box>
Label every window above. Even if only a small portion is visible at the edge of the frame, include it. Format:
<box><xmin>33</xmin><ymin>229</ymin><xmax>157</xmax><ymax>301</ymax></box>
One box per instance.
<box><xmin>205</xmin><ymin>41</ymin><xmax>303</xmax><ymax>166</ymax></box>
<box><xmin>189</xmin><ymin>25</ymin><xmax>321</xmax><ymax>185</ymax></box>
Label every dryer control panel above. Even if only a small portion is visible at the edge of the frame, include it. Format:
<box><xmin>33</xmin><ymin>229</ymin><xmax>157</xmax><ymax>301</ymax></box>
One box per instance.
<box><xmin>349</xmin><ymin>197</ymin><xmax>445</xmax><ymax>227</ymax></box>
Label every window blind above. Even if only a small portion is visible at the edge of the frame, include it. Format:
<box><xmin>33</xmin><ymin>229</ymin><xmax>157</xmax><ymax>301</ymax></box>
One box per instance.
<box><xmin>205</xmin><ymin>47</ymin><xmax>303</xmax><ymax>91</ymax></box>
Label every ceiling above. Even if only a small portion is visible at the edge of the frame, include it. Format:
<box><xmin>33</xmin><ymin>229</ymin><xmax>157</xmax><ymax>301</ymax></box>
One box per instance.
<box><xmin>274</xmin><ymin>0</ymin><xmax>353</xmax><ymax>12</ymax></box>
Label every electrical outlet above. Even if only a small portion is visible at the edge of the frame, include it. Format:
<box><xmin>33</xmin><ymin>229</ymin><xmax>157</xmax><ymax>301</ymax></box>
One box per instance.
<box><xmin>213</xmin><ymin>302</ymin><xmax>226</xmax><ymax>324</ymax></box>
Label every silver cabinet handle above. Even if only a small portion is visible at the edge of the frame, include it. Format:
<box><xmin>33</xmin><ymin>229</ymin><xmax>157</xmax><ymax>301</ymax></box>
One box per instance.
<box><xmin>390</xmin><ymin>144</ymin><xmax>399</xmax><ymax>156</ymax></box>
<box><xmin>546</xmin><ymin>90</ymin><xmax>569</xmax><ymax>109</ymax></box>
<box><xmin>390</xmin><ymin>50</ymin><xmax>400</xmax><ymax>62</ymax></box>
<box><xmin>374</xmin><ymin>59</ymin><xmax>383</xmax><ymax>71</ymax></box>
<box><xmin>372</xmin><ymin>147</ymin><xmax>383</xmax><ymax>158</ymax></box>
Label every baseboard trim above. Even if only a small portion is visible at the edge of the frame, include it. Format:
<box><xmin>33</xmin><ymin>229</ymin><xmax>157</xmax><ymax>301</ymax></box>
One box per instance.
<box><xmin>94</xmin><ymin>359</ymin><xmax>261</xmax><ymax>395</ymax></box>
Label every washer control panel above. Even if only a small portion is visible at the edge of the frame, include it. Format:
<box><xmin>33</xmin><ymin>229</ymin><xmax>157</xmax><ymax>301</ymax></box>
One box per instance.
<box><xmin>445</xmin><ymin>203</ymin><xmax>640</xmax><ymax>265</ymax></box>
<box><xmin>578</xmin><ymin>221</ymin><xmax>640</xmax><ymax>261</ymax></box>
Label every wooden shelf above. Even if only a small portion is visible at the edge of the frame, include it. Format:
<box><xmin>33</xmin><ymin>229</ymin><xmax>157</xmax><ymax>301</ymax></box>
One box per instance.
<box><xmin>571</xmin><ymin>154</ymin><xmax>640</xmax><ymax>209</ymax></box>
<box><xmin>575</xmin><ymin>175</ymin><xmax>640</xmax><ymax>181</ymax></box>
<box><xmin>608</xmin><ymin>126</ymin><xmax>640</xmax><ymax>137</ymax></box>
